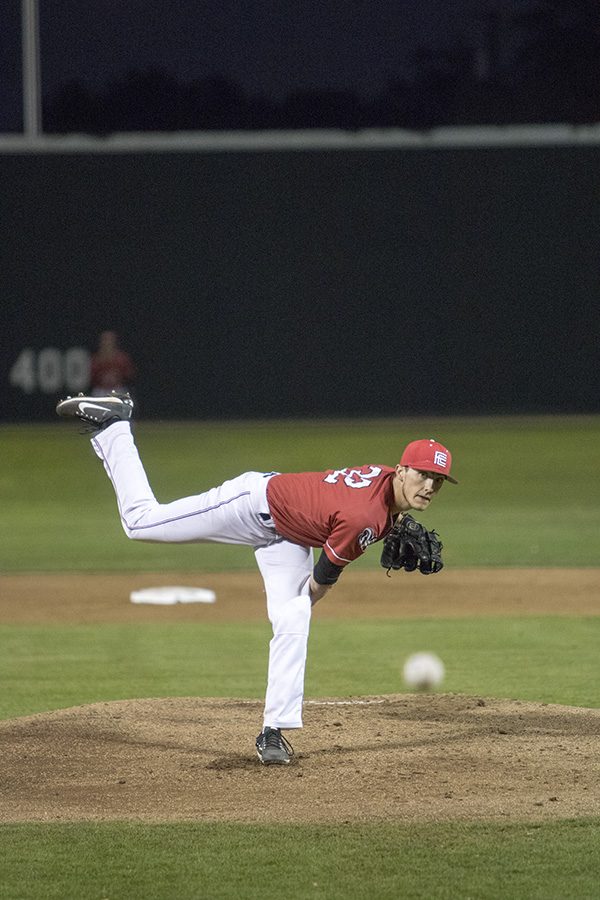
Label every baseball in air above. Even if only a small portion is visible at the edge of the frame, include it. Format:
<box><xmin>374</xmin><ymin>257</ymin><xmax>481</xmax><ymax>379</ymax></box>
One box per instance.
<box><xmin>402</xmin><ymin>652</ymin><xmax>445</xmax><ymax>690</ymax></box>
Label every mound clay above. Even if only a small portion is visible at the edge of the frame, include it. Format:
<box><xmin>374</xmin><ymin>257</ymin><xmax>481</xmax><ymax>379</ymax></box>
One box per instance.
<box><xmin>1</xmin><ymin>569</ymin><xmax>599</xmax><ymax>824</ymax></box>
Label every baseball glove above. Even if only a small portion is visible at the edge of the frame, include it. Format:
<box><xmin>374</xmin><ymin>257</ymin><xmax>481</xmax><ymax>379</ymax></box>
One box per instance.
<box><xmin>380</xmin><ymin>514</ymin><xmax>444</xmax><ymax>576</ymax></box>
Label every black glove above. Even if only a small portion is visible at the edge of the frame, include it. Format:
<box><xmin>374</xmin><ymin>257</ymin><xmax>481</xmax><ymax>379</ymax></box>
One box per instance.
<box><xmin>380</xmin><ymin>515</ymin><xmax>444</xmax><ymax>576</ymax></box>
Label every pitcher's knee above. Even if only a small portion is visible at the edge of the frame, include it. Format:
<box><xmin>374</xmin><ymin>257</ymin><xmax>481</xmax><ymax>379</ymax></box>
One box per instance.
<box><xmin>271</xmin><ymin>594</ymin><xmax>311</xmax><ymax>636</ymax></box>
<box><xmin>122</xmin><ymin>524</ymin><xmax>147</xmax><ymax>541</ymax></box>
<box><xmin>120</xmin><ymin>510</ymin><xmax>168</xmax><ymax>542</ymax></box>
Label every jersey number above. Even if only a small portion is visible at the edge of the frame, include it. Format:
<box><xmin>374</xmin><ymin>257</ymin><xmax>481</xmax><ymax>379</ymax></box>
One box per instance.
<box><xmin>323</xmin><ymin>466</ymin><xmax>382</xmax><ymax>489</ymax></box>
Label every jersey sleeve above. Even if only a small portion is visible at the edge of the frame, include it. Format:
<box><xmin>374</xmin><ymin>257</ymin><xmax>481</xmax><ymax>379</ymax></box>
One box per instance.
<box><xmin>323</xmin><ymin>516</ymin><xmax>379</xmax><ymax>566</ymax></box>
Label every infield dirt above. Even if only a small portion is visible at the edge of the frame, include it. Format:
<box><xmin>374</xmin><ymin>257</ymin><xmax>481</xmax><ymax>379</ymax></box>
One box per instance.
<box><xmin>1</xmin><ymin>568</ymin><xmax>599</xmax><ymax>824</ymax></box>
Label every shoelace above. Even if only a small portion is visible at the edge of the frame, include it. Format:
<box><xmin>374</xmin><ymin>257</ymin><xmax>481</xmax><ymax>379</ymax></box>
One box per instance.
<box><xmin>264</xmin><ymin>729</ymin><xmax>294</xmax><ymax>758</ymax></box>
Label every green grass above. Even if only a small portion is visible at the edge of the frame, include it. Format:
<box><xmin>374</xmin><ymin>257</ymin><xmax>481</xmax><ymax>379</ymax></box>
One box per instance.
<box><xmin>1</xmin><ymin>416</ymin><xmax>599</xmax><ymax>899</ymax></box>
<box><xmin>0</xmin><ymin>820</ymin><xmax>599</xmax><ymax>900</ymax></box>
<box><xmin>1</xmin><ymin>616</ymin><xmax>598</xmax><ymax>720</ymax></box>
<box><xmin>1</xmin><ymin>415</ymin><xmax>600</xmax><ymax>570</ymax></box>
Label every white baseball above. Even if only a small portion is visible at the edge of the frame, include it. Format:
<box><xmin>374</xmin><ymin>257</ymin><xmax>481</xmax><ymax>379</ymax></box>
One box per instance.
<box><xmin>402</xmin><ymin>652</ymin><xmax>445</xmax><ymax>690</ymax></box>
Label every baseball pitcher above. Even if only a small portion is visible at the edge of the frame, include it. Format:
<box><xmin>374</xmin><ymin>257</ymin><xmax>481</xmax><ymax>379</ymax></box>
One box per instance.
<box><xmin>56</xmin><ymin>392</ymin><xmax>456</xmax><ymax>765</ymax></box>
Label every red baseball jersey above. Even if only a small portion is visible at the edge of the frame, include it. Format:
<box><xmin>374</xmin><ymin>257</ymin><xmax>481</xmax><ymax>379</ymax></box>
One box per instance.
<box><xmin>266</xmin><ymin>465</ymin><xmax>396</xmax><ymax>566</ymax></box>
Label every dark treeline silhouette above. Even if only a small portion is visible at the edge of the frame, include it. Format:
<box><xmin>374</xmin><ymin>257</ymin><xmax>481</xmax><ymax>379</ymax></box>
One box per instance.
<box><xmin>43</xmin><ymin>1</ymin><xmax>600</xmax><ymax>133</ymax></box>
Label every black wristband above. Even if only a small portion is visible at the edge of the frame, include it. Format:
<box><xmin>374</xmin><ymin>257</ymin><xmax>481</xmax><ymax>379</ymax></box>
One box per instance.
<box><xmin>313</xmin><ymin>550</ymin><xmax>344</xmax><ymax>585</ymax></box>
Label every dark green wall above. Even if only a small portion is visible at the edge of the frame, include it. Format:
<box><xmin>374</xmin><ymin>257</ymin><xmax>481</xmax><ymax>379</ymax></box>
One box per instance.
<box><xmin>1</xmin><ymin>146</ymin><xmax>599</xmax><ymax>420</ymax></box>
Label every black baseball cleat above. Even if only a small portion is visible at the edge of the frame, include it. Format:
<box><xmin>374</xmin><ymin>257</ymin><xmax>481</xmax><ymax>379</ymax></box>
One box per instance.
<box><xmin>56</xmin><ymin>391</ymin><xmax>134</xmax><ymax>431</ymax></box>
<box><xmin>255</xmin><ymin>727</ymin><xmax>294</xmax><ymax>765</ymax></box>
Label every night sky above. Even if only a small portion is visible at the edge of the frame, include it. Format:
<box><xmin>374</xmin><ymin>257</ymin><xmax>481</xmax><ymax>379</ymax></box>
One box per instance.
<box><xmin>1</xmin><ymin>0</ymin><xmax>540</xmax><ymax>130</ymax></box>
<box><xmin>35</xmin><ymin>0</ymin><xmax>513</xmax><ymax>97</ymax></box>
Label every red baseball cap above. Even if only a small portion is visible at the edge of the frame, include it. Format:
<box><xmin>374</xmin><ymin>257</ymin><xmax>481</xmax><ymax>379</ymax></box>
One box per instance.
<box><xmin>400</xmin><ymin>438</ymin><xmax>458</xmax><ymax>484</ymax></box>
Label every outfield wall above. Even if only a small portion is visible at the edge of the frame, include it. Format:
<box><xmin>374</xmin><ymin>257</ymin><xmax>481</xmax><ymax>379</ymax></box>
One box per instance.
<box><xmin>1</xmin><ymin>144</ymin><xmax>599</xmax><ymax>421</ymax></box>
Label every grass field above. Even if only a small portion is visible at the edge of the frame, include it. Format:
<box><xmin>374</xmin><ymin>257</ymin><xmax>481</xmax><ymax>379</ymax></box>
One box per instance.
<box><xmin>1</xmin><ymin>416</ymin><xmax>599</xmax><ymax>899</ymax></box>
<box><xmin>1</xmin><ymin>820</ymin><xmax>599</xmax><ymax>900</ymax></box>
<box><xmin>1</xmin><ymin>616</ymin><xmax>599</xmax><ymax>721</ymax></box>
<box><xmin>2</xmin><ymin>415</ymin><xmax>600</xmax><ymax>571</ymax></box>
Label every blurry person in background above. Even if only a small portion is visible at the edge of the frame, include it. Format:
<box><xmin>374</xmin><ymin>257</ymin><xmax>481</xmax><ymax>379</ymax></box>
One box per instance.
<box><xmin>90</xmin><ymin>331</ymin><xmax>136</xmax><ymax>397</ymax></box>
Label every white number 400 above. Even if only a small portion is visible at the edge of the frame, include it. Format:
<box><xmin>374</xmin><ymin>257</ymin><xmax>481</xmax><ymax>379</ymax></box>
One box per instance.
<box><xmin>9</xmin><ymin>347</ymin><xmax>91</xmax><ymax>394</ymax></box>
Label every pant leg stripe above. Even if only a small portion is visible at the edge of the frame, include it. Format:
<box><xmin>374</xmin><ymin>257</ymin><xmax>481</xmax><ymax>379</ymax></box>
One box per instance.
<box><xmin>126</xmin><ymin>491</ymin><xmax>252</xmax><ymax>532</ymax></box>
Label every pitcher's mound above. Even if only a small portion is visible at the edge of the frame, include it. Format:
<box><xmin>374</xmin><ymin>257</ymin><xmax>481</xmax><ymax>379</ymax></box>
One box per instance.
<box><xmin>1</xmin><ymin>694</ymin><xmax>599</xmax><ymax>824</ymax></box>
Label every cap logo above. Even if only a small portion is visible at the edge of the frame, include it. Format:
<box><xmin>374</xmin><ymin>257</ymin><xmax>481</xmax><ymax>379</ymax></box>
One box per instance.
<box><xmin>434</xmin><ymin>450</ymin><xmax>448</xmax><ymax>468</ymax></box>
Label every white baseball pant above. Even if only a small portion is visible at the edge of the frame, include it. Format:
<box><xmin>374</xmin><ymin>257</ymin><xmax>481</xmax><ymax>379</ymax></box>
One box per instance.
<box><xmin>91</xmin><ymin>421</ymin><xmax>313</xmax><ymax>729</ymax></box>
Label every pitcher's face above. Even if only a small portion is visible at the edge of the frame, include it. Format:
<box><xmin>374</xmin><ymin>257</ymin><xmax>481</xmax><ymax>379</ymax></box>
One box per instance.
<box><xmin>393</xmin><ymin>465</ymin><xmax>445</xmax><ymax>512</ymax></box>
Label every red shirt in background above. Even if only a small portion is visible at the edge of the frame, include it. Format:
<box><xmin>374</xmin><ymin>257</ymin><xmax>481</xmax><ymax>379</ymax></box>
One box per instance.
<box><xmin>90</xmin><ymin>350</ymin><xmax>136</xmax><ymax>392</ymax></box>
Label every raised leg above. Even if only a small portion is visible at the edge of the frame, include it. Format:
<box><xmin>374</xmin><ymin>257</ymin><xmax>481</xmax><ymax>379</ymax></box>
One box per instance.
<box><xmin>91</xmin><ymin>421</ymin><xmax>274</xmax><ymax>546</ymax></box>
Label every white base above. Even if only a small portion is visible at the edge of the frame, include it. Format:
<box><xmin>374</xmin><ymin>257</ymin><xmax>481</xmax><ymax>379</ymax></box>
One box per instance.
<box><xmin>130</xmin><ymin>586</ymin><xmax>216</xmax><ymax>605</ymax></box>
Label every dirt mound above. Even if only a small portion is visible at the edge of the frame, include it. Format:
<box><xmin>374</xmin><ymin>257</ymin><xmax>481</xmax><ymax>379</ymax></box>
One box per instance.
<box><xmin>2</xmin><ymin>569</ymin><xmax>599</xmax><ymax>824</ymax></box>
<box><xmin>1</xmin><ymin>694</ymin><xmax>599</xmax><ymax>824</ymax></box>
